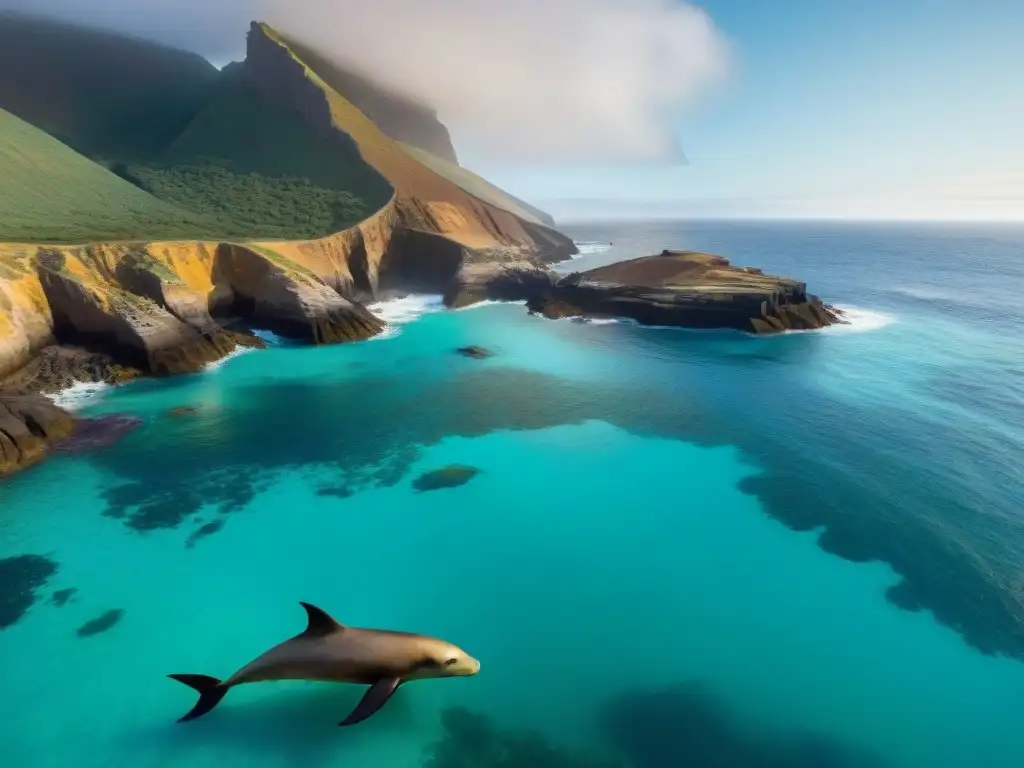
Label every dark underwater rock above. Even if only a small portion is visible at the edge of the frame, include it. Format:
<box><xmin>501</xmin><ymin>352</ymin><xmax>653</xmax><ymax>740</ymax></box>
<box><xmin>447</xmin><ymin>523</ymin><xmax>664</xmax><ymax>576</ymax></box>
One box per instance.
<box><xmin>317</xmin><ymin>484</ymin><xmax>356</xmax><ymax>499</ymax></box>
<box><xmin>602</xmin><ymin>682</ymin><xmax>889</xmax><ymax>768</ymax></box>
<box><xmin>423</xmin><ymin>706</ymin><xmax>621</xmax><ymax>768</ymax></box>
<box><xmin>75</xmin><ymin>608</ymin><xmax>124</xmax><ymax>638</ymax></box>
<box><xmin>412</xmin><ymin>465</ymin><xmax>481</xmax><ymax>492</ymax></box>
<box><xmin>0</xmin><ymin>554</ymin><xmax>59</xmax><ymax>629</ymax></box>
<box><xmin>455</xmin><ymin>345</ymin><xmax>493</xmax><ymax>359</ymax></box>
<box><xmin>51</xmin><ymin>587</ymin><xmax>78</xmax><ymax>607</ymax></box>
<box><xmin>185</xmin><ymin>519</ymin><xmax>225</xmax><ymax>548</ymax></box>
<box><xmin>54</xmin><ymin>414</ymin><xmax>142</xmax><ymax>454</ymax></box>
<box><xmin>167</xmin><ymin>406</ymin><xmax>201</xmax><ymax>418</ymax></box>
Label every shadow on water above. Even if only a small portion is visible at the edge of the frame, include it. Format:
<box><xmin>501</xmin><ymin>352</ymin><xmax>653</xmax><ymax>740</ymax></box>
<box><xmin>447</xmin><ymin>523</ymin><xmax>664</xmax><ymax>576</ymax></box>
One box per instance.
<box><xmin>423</xmin><ymin>706</ymin><xmax>621</xmax><ymax>768</ymax></box>
<box><xmin>126</xmin><ymin>684</ymin><xmax>419</xmax><ymax>765</ymax></box>
<box><xmin>422</xmin><ymin>680</ymin><xmax>886</xmax><ymax>768</ymax></box>
<box><xmin>601</xmin><ymin>681</ymin><xmax>888</xmax><ymax>768</ymax></box>
<box><xmin>10</xmin><ymin>316</ymin><xmax>1024</xmax><ymax>661</ymax></box>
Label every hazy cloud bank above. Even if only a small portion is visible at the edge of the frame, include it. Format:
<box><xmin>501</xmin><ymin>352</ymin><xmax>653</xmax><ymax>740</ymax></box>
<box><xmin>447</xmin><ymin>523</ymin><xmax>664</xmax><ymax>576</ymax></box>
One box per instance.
<box><xmin>0</xmin><ymin>0</ymin><xmax>729</xmax><ymax>164</ymax></box>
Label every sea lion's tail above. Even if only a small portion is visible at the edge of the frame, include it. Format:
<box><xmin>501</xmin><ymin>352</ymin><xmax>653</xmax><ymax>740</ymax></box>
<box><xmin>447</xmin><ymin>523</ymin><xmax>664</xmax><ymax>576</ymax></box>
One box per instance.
<box><xmin>167</xmin><ymin>673</ymin><xmax>228</xmax><ymax>722</ymax></box>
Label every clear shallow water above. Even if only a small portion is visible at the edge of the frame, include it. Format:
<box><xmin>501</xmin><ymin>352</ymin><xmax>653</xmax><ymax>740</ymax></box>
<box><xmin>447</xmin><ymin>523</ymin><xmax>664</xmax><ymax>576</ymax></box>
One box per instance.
<box><xmin>2</xmin><ymin>220</ymin><xmax>1024</xmax><ymax>767</ymax></box>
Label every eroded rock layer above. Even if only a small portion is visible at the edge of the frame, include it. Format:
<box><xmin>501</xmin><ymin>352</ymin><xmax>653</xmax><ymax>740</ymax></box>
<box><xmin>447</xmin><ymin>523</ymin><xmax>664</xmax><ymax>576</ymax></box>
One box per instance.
<box><xmin>447</xmin><ymin>250</ymin><xmax>844</xmax><ymax>334</ymax></box>
<box><xmin>0</xmin><ymin>394</ymin><xmax>75</xmax><ymax>477</ymax></box>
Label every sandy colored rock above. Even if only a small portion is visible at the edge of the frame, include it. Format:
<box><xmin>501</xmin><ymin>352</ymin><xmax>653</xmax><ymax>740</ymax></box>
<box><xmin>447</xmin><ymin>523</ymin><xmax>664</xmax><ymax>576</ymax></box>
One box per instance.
<box><xmin>0</xmin><ymin>393</ymin><xmax>74</xmax><ymax>476</ymax></box>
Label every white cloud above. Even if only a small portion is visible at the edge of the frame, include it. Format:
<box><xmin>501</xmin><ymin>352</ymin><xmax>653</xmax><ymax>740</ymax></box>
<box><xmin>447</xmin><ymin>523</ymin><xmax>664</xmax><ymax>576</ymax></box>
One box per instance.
<box><xmin>0</xmin><ymin>0</ymin><xmax>730</xmax><ymax>164</ymax></box>
<box><xmin>260</xmin><ymin>0</ymin><xmax>729</xmax><ymax>163</ymax></box>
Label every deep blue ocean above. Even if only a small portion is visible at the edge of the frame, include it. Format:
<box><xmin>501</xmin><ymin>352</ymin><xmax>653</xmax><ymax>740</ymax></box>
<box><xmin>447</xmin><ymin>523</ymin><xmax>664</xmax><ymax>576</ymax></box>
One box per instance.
<box><xmin>1</xmin><ymin>219</ymin><xmax>1023</xmax><ymax>767</ymax></box>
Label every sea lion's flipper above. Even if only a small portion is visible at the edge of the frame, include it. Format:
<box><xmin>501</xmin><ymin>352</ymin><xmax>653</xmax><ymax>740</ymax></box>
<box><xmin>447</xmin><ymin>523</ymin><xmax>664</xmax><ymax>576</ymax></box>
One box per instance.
<box><xmin>168</xmin><ymin>674</ymin><xmax>228</xmax><ymax>722</ymax></box>
<box><xmin>299</xmin><ymin>601</ymin><xmax>345</xmax><ymax>637</ymax></box>
<box><xmin>339</xmin><ymin>677</ymin><xmax>401</xmax><ymax>726</ymax></box>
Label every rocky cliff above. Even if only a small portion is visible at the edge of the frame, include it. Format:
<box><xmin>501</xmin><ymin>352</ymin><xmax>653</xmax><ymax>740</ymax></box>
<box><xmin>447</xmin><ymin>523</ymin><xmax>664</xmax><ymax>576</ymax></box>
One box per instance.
<box><xmin>0</xmin><ymin>19</ymin><xmax>577</xmax><ymax>388</ymax></box>
<box><xmin>448</xmin><ymin>250</ymin><xmax>844</xmax><ymax>333</ymax></box>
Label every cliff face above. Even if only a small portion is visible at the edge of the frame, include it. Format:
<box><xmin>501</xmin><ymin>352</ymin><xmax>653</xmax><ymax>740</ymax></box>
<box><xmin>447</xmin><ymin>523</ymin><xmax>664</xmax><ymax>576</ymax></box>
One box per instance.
<box><xmin>243</xmin><ymin>22</ymin><xmax>577</xmax><ymax>287</ymax></box>
<box><xmin>278</xmin><ymin>35</ymin><xmax>459</xmax><ymax>165</ymax></box>
<box><xmin>0</xmin><ymin>240</ymin><xmax>382</xmax><ymax>380</ymax></box>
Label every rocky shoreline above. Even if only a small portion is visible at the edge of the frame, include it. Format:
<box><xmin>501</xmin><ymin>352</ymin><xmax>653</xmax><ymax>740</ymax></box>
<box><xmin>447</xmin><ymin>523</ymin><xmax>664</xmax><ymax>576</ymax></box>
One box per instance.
<box><xmin>0</xmin><ymin>247</ymin><xmax>841</xmax><ymax>479</ymax></box>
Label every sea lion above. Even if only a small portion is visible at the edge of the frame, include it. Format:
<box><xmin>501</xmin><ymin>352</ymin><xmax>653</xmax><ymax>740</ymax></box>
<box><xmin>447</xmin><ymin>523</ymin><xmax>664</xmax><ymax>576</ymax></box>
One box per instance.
<box><xmin>168</xmin><ymin>602</ymin><xmax>480</xmax><ymax>727</ymax></box>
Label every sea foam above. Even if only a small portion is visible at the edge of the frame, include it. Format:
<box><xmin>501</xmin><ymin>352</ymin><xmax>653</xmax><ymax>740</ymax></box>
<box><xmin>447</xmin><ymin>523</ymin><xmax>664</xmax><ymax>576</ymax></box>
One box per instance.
<box><xmin>45</xmin><ymin>380</ymin><xmax>111</xmax><ymax>411</ymax></box>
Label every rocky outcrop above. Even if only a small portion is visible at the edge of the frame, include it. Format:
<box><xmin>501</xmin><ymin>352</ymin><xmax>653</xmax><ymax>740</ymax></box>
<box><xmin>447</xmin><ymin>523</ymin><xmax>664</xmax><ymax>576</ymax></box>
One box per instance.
<box><xmin>445</xmin><ymin>250</ymin><xmax>843</xmax><ymax>334</ymax></box>
<box><xmin>0</xmin><ymin>394</ymin><xmax>75</xmax><ymax>476</ymax></box>
<box><xmin>537</xmin><ymin>252</ymin><xmax>844</xmax><ymax>332</ymax></box>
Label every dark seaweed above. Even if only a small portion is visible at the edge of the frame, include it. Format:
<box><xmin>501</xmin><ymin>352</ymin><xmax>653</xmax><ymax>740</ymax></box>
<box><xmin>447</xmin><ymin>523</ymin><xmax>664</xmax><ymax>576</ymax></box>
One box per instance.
<box><xmin>0</xmin><ymin>554</ymin><xmax>59</xmax><ymax>629</ymax></box>
<box><xmin>75</xmin><ymin>608</ymin><xmax>124</xmax><ymax>638</ymax></box>
<box><xmin>51</xmin><ymin>587</ymin><xmax>78</xmax><ymax>607</ymax></box>
<box><xmin>602</xmin><ymin>681</ymin><xmax>888</xmax><ymax>768</ymax></box>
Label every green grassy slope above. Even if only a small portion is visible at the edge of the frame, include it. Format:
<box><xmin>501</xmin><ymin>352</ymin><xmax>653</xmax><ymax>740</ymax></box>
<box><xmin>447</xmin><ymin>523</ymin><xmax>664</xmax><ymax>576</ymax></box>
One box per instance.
<box><xmin>121</xmin><ymin>67</ymin><xmax>393</xmax><ymax>239</ymax></box>
<box><xmin>0</xmin><ymin>107</ymin><xmax>226</xmax><ymax>243</ymax></box>
<box><xmin>0</xmin><ymin>12</ymin><xmax>220</xmax><ymax>161</ymax></box>
<box><xmin>399</xmin><ymin>143</ymin><xmax>556</xmax><ymax>227</ymax></box>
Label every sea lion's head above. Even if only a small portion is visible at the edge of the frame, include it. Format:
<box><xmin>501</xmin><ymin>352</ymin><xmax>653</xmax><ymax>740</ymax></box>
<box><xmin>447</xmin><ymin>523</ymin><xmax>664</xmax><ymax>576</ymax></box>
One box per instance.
<box><xmin>410</xmin><ymin>639</ymin><xmax>481</xmax><ymax>680</ymax></box>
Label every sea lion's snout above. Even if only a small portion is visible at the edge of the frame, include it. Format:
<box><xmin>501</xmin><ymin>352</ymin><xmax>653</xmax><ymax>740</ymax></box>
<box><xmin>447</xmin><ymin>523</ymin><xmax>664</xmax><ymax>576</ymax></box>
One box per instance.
<box><xmin>467</xmin><ymin>657</ymin><xmax>481</xmax><ymax>676</ymax></box>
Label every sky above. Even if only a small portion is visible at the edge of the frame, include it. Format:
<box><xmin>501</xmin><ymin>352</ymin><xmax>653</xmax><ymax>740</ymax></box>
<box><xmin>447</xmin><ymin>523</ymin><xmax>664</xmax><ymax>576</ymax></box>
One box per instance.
<box><xmin>1</xmin><ymin>0</ymin><xmax>1022</xmax><ymax>221</ymax></box>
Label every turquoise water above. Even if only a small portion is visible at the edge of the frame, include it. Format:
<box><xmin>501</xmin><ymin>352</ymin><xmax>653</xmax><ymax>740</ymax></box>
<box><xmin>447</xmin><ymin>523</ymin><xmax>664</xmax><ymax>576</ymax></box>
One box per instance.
<box><xmin>2</xmin><ymin>220</ymin><xmax>1023</xmax><ymax>767</ymax></box>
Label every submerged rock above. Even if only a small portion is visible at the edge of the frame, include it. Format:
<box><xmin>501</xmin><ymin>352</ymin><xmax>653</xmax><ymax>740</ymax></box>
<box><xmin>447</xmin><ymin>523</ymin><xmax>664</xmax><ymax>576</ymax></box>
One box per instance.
<box><xmin>424</xmin><ymin>706</ymin><xmax>621</xmax><ymax>768</ymax></box>
<box><xmin>167</xmin><ymin>406</ymin><xmax>201</xmax><ymax>418</ymax></box>
<box><xmin>186</xmin><ymin>519</ymin><xmax>225</xmax><ymax>548</ymax></box>
<box><xmin>455</xmin><ymin>345</ymin><xmax>493</xmax><ymax>360</ymax></box>
<box><xmin>54</xmin><ymin>414</ymin><xmax>142</xmax><ymax>454</ymax></box>
<box><xmin>412</xmin><ymin>465</ymin><xmax>481</xmax><ymax>492</ymax></box>
<box><xmin>75</xmin><ymin>608</ymin><xmax>124</xmax><ymax>638</ymax></box>
<box><xmin>51</xmin><ymin>587</ymin><xmax>78</xmax><ymax>607</ymax></box>
<box><xmin>317</xmin><ymin>484</ymin><xmax>356</xmax><ymax>499</ymax></box>
<box><xmin>0</xmin><ymin>554</ymin><xmax>59</xmax><ymax>629</ymax></box>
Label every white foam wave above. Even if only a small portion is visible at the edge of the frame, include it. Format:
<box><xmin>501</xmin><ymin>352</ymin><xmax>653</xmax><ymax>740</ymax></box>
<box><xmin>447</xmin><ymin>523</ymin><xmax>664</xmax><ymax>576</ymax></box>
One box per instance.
<box><xmin>554</xmin><ymin>305</ymin><xmax>897</xmax><ymax>336</ymax></box>
<box><xmin>453</xmin><ymin>299</ymin><xmax>526</xmax><ymax>312</ymax></box>
<box><xmin>367</xmin><ymin>294</ymin><xmax>446</xmax><ymax>324</ymax></box>
<box><xmin>365</xmin><ymin>293</ymin><xmax>447</xmax><ymax>339</ymax></box>
<box><xmin>45</xmin><ymin>380</ymin><xmax>111</xmax><ymax>411</ymax></box>
<box><xmin>820</xmin><ymin>306</ymin><xmax>897</xmax><ymax>334</ymax></box>
<box><xmin>204</xmin><ymin>344</ymin><xmax>258</xmax><ymax>371</ymax></box>
<box><xmin>250</xmin><ymin>328</ymin><xmax>287</xmax><ymax>346</ymax></box>
<box><xmin>572</xmin><ymin>241</ymin><xmax>614</xmax><ymax>257</ymax></box>
<box><xmin>889</xmin><ymin>285</ymin><xmax>960</xmax><ymax>302</ymax></box>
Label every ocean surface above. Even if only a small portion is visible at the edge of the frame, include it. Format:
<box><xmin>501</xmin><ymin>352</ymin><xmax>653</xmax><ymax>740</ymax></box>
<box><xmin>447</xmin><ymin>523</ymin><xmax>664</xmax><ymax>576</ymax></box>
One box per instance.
<box><xmin>2</xmin><ymin>219</ymin><xmax>1023</xmax><ymax>767</ymax></box>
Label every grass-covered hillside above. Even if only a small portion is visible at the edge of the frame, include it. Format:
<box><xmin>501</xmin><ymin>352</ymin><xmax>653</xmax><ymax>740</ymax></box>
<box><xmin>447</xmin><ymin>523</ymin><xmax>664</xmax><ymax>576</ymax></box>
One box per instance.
<box><xmin>0</xmin><ymin>107</ymin><xmax>226</xmax><ymax>243</ymax></box>
<box><xmin>0</xmin><ymin>11</ymin><xmax>220</xmax><ymax>161</ymax></box>
<box><xmin>0</xmin><ymin>14</ymin><xmax>393</xmax><ymax>243</ymax></box>
<box><xmin>117</xmin><ymin>66</ymin><xmax>393</xmax><ymax>240</ymax></box>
